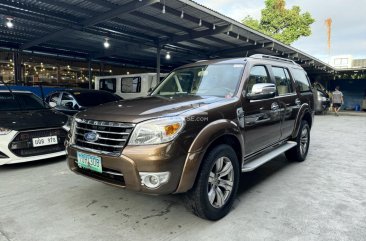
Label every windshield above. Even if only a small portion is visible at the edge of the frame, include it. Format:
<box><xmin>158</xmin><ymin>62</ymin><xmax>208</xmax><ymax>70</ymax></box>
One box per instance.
<box><xmin>0</xmin><ymin>92</ymin><xmax>48</xmax><ymax>111</ymax></box>
<box><xmin>152</xmin><ymin>64</ymin><xmax>245</xmax><ymax>97</ymax></box>
<box><xmin>74</xmin><ymin>92</ymin><xmax>120</xmax><ymax>107</ymax></box>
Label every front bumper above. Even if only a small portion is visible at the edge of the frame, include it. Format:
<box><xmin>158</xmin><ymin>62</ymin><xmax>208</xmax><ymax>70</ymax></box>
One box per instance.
<box><xmin>67</xmin><ymin>141</ymin><xmax>187</xmax><ymax>195</ymax></box>
<box><xmin>0</xmin><ymin>131</ymin><xmax>66</xmax><ymax>165</ymax></box>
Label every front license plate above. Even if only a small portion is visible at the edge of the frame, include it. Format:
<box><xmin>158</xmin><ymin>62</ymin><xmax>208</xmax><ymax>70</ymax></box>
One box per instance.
<box><xmin>32</xmin><ymin>136</ymin><xmax>58</xmax><ymax>147</ymax></box>
<box><xmin>77</xmin><ymin>152</ymin><xmax>102</xmax><ymax>173</ymax></box>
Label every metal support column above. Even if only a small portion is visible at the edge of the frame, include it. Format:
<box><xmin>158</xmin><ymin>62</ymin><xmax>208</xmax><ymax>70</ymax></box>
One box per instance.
<box><xmin>88</xmin><ymin>59</ymin><xmax>92</xmax><ymax>89</ymax></box>
<box><xmin>156</xmin><ymin>45</ymin><xmax>161</xmax><ymax>82</ymax></box>
<box><xmin>13</xmin><ymin>51</ymin><xmax>22</xmax><ymax>85</ymax></box>
<box><xmin>57</xmin><ymin>65</ymin><xmax>60</xmax><ymax>84</ymax></box>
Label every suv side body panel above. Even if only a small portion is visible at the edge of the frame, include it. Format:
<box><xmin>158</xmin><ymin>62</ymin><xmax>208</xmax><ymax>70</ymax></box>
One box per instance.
<box><xmin>240</xmin><ymin>62</ymin><xmax>282</xmax><ymax>155</ymax></box>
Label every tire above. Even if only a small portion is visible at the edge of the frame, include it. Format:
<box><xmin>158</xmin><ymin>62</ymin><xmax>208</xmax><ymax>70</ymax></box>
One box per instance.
<box><xmin>285</xmin><ymin>120</ymin><xmax>310</xmax><ymax>162</ymax></box>
<box><xmin>185</xmin><ymin>144</ymin><xmax>239</xmax><ymax>220</ymax></box>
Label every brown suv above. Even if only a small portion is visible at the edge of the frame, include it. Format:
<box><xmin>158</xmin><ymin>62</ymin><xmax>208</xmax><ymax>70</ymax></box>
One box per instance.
<box><xmin>67</xmin><ymin>54</ymin><xmax>314</xmax><ymax>220</ymax></box>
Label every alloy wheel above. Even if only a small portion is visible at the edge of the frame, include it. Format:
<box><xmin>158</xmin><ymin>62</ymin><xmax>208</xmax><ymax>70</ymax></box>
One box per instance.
<box><xmin>300</xmin><ymin>127</ymin><xmax>309</xmax><ymax>156</ymax></box>
<box><xmin>207</xmin><ymin>156</ymin><xmax>234</xmax><ymax>208</ymax></box>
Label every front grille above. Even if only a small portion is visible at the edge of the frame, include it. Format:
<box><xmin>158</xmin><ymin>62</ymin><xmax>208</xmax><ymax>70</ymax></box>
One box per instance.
<box><xmin>10</xmin><ymin>128</ymin><xmax>67</xmax><ymax>157</ymax></box>
<box><xmin>74</xmin><ymin>119</ymin><xmax>135</xmax><ymax>156</ymax></box>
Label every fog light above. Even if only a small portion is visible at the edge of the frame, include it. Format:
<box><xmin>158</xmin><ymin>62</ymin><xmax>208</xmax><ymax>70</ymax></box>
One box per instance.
<box><xmin>139</xmin><ymin>172</ymin><xmax>170</xmax><ymax>189</ymax></box>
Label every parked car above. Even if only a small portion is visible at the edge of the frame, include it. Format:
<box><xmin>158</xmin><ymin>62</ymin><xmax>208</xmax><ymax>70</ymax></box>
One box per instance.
<box><xmin>0</xmin><ymin>90</ymin><xmax>69</xmax><ymax>165</ymax></box>
<box><xmin>312</xmin><ymin>82</ymin><xmax>331</xmax><ymax>114</ymax></box>
<box><xmin>45</xmin><ymin>89</ymin><xmax>122</xmax><ymax>115</ymax></box>
<box><xmin>95</xmin><ymin>73</ymin><xmax>168</xmax><ymax>99</ymax></box>
<box><xmin>66</xmin><ymin>55</ymin><xmax>314</xmax><ymax>220</ymax></box>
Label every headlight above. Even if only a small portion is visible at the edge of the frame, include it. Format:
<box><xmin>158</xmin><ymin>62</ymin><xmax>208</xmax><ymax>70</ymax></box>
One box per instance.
<box><xmin>128</xmin><ymin>117</ymin><xmax>185</xmax><ymax>145</ymax></box>
<box><xmin>0</xmin><ymin>127</ymin><xmax>12</xmax><ymax>135</ymax></box>
<box><xmin>68</xmin><ymin>118</ymin><xmax>79</xmax><ymax>145</ymax></box>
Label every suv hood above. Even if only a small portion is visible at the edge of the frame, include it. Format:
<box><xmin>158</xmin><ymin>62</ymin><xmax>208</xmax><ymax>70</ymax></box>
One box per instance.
<box><xmin>77</xmin><ymin>95</ymin><xmax>229</xmax><ymax>123</ymax></box>
<box><xmin>0</xmin><ymin>109</ymin><xmax>68</xmax><ymax>131</ymax></box>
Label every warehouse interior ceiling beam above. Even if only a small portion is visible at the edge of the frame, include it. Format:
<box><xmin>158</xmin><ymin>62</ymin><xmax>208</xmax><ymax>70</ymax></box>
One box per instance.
<box><xmin>0</xmin><ymin>0</ymin><xmax>334</xmax><ymax>73</ymax></box>
<box><xmin>20</xmin><ymin>0</ymin><xmax>161</xmax><ymax>50</ymax></box>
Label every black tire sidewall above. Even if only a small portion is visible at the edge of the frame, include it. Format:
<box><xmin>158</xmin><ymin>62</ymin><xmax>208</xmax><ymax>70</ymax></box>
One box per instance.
<box><xmin>197</xmin><ymin>144</ymin><xmax>240</xmax><ymax>220</ymax></box>
<box><xmin>296</xmin><ymin>121</ymin><xmax>310</xmax><ymax>161</ymax></box>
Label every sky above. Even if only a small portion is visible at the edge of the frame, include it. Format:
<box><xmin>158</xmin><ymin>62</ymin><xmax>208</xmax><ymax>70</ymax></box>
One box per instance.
<box><xmin>195</xmin><ymin>0</ymin><xmax>366</xmax><ymax>62</ymax></box>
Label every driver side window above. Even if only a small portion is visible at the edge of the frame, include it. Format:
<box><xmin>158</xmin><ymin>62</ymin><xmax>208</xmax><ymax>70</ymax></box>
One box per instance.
<box><xmin>246</xmin><ymin>66</ymin><xmax>271</xmax><ymax>94</ymax></box>
<box><xmin>60</xmin><ymin>93</ymin><xmax>76</xmax><ymax>109</ymax></box>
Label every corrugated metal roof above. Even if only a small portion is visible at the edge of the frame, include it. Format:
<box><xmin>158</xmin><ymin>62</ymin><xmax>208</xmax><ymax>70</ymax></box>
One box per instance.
<box><xmin>0</xmin><ymin>0</ymin><xmax>334</xmax><ymax>74</ymax></box>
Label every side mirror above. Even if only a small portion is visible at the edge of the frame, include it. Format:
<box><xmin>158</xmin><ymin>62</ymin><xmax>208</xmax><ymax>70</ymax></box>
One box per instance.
<box><xmin>49</xmin><ymin>101</ymin><xmax>57</xmax><ymax>108</ymax></box>
<box><xmin>247</xmin><ymin>83</ymin><xmax>276</xmax><ymax>100</ymax></box>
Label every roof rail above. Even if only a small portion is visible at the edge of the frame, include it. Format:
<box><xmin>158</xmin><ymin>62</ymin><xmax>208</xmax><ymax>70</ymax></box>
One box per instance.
<box><xmin>250</xmin><ymin>54</ymin><xmax>299</xmax><ymax>66</ymax></box>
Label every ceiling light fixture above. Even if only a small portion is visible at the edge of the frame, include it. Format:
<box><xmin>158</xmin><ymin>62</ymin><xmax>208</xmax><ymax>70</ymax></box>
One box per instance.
<box><xmin>162</xmin><ymin>4</ymin><xmax>166</xmax><ymax>14</ymax></box>
<box><xmin>6</xmin><ymin>17</ymin><xmax>13</xmax><ymax>28</ymax></box>
<box><xmin>198</xmin><ymin>19</ymin><xmax>202</xmax><ymax>26</ymax></box>
<box><xmin>180</xmin><ymin>10</ymin><xmax>184</xmax><ymax>19</ymax></box>
<box><xmin>165</xmin><ymin>52</ymin><xmax>171</xmax><ymax>60</ymax></box>
<box><xmin>213</xmin><ymin>24</ymin><xmax>216</xmax><ymax>30</ymax></box>
<box><xmin>104</xmin><ymin>38</ymin><xmax>110</xmax><ymax>48</ymax></box>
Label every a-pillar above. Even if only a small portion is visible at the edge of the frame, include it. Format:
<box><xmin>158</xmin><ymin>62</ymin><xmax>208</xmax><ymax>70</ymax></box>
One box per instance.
<box><xmin>13</xmin><ymin>51</ymin><xmax>22</xmax><ymax>85</ymax></box>
<box><xmin>156</xmin><ymin>44</ymin><xmax>161</xmax><ymax>82</ymax></box>
<box><xmin>88</xmin><ymin>59</ymin><xmax>92</xmax><ymax>89</ymax></box>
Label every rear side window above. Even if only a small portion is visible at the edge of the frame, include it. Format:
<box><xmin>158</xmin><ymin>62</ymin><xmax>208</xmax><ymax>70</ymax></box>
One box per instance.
<box><xmin>272</xmin><ymin>67</ymin><xmax>294</xmax><ymax>95</ymax></box>
<box><xmin>99</xmin><ymin>78</ymin><xmax>116</xmax><ymax>93</ymax></box>
<box><xmin>291</xmin><ymin>69</ymin><xmax>311</xmax><ymax>92</ymax></box>
<box><xmin>47</xmin><ymin>92</ymin><xmax>60</xmax><ymax>104</ymax></box>
<box><xmin>121</xmin><ymin>77</ymin><xmax>141</xmax><ymax>93</ymax></box>
<box><xmin>246</xmin><ymin>65</ymin><xmax>271</xmax><ymax>94</ymax></box>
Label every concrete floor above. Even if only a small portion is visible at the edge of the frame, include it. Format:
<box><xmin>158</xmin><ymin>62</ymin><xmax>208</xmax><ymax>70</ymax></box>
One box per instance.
<box><xmin>1</xmin><ymin>115</ymin><xmax>366</xmax><ymax>241</ymax></box>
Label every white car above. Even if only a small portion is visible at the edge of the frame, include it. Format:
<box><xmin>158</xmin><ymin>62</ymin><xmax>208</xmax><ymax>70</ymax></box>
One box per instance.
<box><xmin>0</xmin><ymin>90</ymin><xmax>69</xmax><ymax>165</ymax></box>
<box><xmin>95</xmin><ymin>73</ymin><xmax>168</xmax><ymax>99</ymax></box>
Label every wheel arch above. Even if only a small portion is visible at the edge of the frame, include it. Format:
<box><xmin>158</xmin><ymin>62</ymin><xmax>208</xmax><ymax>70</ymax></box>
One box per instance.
<box><xmin>175</xmin><ymin>119</ymin><xmax>244</xmax><ymax>193</ymax></box>
<box><xmin>291</xmin><ymin>103</ymin><xmax>314</xmax><ymax>139</ymax></box>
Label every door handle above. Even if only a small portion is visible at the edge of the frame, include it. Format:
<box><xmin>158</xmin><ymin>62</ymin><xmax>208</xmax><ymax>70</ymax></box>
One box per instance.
<box><xmin>271</xmin><ymin>102</ymin><xmax>279</xmax><ymax>111</ymax></box>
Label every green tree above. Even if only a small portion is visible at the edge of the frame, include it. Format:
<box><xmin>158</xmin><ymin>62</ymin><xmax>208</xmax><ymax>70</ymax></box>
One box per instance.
<box><xmin>242</xmin><ymin>0</ymin><xmax>315</xmax><ymax>45</ymax></box>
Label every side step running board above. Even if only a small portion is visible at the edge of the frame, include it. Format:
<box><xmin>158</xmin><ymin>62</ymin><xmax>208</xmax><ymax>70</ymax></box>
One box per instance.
<box><xmin>241</xmin><ymin>141</ymin><xmax>297</xmax><ymax>172</ymax></box>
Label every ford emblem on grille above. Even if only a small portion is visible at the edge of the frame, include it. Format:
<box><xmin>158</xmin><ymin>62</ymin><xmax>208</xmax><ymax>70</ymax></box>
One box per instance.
<box><xmin>84</xmin><ymin>132</ymin><xmax>99</xmax><ymax>142</ymax></box>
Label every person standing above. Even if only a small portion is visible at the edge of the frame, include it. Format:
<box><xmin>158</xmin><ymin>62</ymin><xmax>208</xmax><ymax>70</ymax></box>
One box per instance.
<box><xmin>332</xmin><ymin>86</ymin><xmax>344</xmax><ymax>116</ymax></box>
